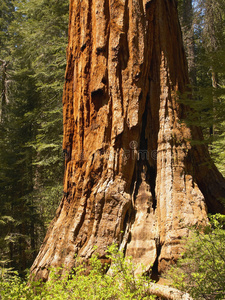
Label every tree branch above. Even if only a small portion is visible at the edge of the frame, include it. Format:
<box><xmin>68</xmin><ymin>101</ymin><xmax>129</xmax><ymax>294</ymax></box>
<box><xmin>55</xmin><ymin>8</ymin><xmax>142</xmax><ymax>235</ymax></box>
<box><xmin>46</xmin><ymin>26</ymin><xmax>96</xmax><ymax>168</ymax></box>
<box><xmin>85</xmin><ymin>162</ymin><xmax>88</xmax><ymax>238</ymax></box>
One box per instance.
<box><xmin>146</xmin><ymin>283</ymin><xmax>193</xmax><ymax>300</ymax></box>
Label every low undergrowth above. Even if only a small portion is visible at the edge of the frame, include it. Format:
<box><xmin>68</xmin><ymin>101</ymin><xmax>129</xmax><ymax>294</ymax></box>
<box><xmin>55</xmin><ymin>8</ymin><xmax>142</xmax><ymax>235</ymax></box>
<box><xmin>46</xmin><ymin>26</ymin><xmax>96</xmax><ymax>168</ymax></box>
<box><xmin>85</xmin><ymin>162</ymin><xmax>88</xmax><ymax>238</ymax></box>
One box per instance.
<box><xmin>167</xmin><ymin>214</ymin><xmax>225</xmax><ymax>300</ymax></box>
<box><xmin>0</xmin><ymin>244</ymin><xmax>155</xmax><ymax>300</ymax></box>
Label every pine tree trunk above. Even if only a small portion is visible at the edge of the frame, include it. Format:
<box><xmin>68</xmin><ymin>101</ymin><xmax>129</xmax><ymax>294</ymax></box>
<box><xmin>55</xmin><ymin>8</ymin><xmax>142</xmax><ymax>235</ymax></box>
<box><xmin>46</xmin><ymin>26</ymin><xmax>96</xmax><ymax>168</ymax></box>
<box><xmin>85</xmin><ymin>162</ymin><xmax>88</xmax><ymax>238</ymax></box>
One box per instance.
<box><xmin>31</xmin><ymin>0</ymin><xmax>225</xmax><ymax>281</ymax></box>
<box><xmin>0</xmin><ymin>59</ymin><xmax>8</xmax><ymax>122</ymax></box>
<box><xmin>180</xmin><ymin>0</ymin><xmax>196</xmax><ymax>85</ymax></box>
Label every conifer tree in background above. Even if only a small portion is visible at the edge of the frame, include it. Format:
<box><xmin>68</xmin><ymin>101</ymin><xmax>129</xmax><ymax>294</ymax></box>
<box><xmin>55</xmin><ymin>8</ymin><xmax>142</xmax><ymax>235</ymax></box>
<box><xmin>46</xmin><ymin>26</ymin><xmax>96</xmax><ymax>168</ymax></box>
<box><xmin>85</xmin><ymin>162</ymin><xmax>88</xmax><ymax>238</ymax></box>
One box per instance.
<box><xmin>0</xmin><ymin>0</ymin><xmax>69</xmax><ymax>275</ymax></box>
<box><xmin>0</xmin><ymin>0</ymin><xmax>16</xmax><ymax>273</ymax></box>
<box><xmin>199</xmin><ymin>0</ymin><xmax>225</xmax><ymax>174</ymax></box>
<box><xmin>178</xmin><ymin>0</ymin><xmax>196</xmax><ymax>85</ymax></box>
<box><xmin>0</xmin><ymin>0</ymin><xmax>14</xmax><ymax>121</ymax></box>
<box><xmin>178</xmin><ymin>0</ymin><xmax>225</xmax><ymax>175</ymax></box>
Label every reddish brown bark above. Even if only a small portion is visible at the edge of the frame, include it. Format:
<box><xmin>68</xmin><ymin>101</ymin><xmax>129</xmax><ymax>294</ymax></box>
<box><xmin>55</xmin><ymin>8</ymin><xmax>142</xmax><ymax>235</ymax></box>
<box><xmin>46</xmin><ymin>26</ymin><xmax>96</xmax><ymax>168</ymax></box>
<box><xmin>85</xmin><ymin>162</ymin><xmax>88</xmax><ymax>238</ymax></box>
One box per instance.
<box><xmin>31</xmin><ymin>0</ymin><xmax>225</xmax><ymax>281</ymax></box>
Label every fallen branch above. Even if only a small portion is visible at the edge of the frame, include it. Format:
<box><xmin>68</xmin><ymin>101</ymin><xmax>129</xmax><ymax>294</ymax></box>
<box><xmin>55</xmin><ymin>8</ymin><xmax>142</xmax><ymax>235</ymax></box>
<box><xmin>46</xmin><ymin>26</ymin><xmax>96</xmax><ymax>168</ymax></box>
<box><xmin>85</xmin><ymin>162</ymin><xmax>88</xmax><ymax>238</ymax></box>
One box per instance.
<box><xmin>146</xmin><ymin>282</ymin><xmax>193</xmax><ymax>300</ymax></box>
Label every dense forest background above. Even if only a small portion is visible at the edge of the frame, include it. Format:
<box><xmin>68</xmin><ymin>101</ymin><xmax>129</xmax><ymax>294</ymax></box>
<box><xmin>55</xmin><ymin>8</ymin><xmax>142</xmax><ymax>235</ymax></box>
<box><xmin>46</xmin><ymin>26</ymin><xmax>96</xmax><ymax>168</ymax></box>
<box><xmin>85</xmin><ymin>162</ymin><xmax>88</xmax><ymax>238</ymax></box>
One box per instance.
<box><xmin>0</xmin><ymin>0</ymin><xmax>225</xmax><ymax>277</ymax></box>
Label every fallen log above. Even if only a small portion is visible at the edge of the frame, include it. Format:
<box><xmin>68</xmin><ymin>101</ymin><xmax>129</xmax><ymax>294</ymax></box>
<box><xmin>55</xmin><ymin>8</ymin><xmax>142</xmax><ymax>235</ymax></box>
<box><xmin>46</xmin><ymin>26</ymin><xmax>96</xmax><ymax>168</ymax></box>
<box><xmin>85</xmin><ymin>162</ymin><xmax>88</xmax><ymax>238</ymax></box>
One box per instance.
<box><xmin>146</xmin><ymin>283</ymin><xmax>193</xmax><ymax>300</ymax></box>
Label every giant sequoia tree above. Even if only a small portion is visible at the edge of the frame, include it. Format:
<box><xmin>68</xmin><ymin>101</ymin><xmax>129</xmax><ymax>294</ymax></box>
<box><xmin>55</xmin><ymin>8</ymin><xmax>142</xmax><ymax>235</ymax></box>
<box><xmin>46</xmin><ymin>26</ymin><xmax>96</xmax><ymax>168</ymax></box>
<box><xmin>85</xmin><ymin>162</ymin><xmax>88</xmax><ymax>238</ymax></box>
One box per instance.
<box><xmin>31</xmin><ymin>0</ymin><xmax>225</xmax><ymax>281</ymax></box>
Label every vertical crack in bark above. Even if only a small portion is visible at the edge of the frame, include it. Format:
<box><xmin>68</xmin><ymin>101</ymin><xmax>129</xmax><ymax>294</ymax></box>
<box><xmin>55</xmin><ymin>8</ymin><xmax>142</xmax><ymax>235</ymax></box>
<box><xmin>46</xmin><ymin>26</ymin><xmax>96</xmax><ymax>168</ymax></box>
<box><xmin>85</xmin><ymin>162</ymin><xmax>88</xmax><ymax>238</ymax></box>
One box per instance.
<box><xmin>73</xmin><ymin>198</ymin><xmax>88</xmax><ymax>242</ymax></box>
<box><xmin>150</xmin><ymin>238</ymin><xmax>162</xmax><ymax>281</ymax></box>
<box><xmin>120</xmin><ymin>0</ymin><xmax>129</xmax><ymax>71</ymax></box>
<box><xmin>140</xmin><ymin>91</ymin><xmax>157</xmax><ymax>212</ymax></box>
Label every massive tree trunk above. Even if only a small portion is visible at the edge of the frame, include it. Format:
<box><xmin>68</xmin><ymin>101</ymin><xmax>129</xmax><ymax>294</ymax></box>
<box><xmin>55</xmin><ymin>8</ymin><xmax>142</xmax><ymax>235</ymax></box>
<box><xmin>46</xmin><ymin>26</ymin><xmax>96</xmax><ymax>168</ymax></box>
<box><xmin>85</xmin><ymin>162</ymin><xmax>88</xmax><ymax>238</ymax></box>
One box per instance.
<box><xmin>31</xmin><ymin>0</ymin><xmax>225</xmax><ymax>281</ymax></box>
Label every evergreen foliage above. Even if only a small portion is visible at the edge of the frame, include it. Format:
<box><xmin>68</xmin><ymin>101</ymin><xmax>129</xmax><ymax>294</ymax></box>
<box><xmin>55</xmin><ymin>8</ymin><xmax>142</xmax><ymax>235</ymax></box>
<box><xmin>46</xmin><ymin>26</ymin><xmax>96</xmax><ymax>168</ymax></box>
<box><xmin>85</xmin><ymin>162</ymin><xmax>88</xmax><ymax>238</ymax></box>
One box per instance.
<box><xmin>178</xmin><ymin>0</ymin><xmax>225</xmax><ymax>175</ymax></box>
<box><xmin>0</xmin><ymin>0</ymin><xmax>69</xmax><ymax>275</ymax></box>
<box><xmin>167</xmin><ymin>214</ymin><xmax>225</xmax><ymax>300</ymax></box>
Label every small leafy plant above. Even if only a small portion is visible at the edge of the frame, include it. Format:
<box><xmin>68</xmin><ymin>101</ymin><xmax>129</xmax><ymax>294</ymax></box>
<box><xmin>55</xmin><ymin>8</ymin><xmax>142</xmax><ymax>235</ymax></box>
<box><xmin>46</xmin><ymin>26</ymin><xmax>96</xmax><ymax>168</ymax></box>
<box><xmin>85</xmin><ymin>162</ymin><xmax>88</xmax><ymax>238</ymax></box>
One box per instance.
<box><xmin>167</xmin><ymin>214</ymin><xmax>225</xmax><ymax>300</ymax></box>
<box><xmin>0</xmin><ymin>244</ymin><xmax>155</xmax><ymax>299</ymax></box>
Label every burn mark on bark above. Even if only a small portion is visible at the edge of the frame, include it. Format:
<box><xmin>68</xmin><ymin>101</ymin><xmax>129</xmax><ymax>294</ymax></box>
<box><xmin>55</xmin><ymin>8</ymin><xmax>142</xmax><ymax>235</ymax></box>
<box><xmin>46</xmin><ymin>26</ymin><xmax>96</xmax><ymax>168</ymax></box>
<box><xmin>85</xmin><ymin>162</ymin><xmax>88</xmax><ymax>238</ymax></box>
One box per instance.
<box><xmin>139</xmin><ymin>91</ymin><xmax>157</xmax><ymax>211</ymax></box>
<box><xmin>119</xmin><ymin>0</ymin><xmax>129</xmax><ymax>70</ymax></box>
<box><xmin>95</xmin><ymin>48</ymin><xmax>105</xmax><ymax>56</ymax></box>
<box><xmin>65</xmin><ymin>54</ymin><xmax>74</xmax><ymax>82</ymax></box>
<box><xmin>91</xmin><ymin>88</ymin><xmax>105</xmax><ymax>112</ymax></box>
<box><xmin>130</xmin><ymin>161</ymin><xmax>137</xmax><ymax>191</ymax></box>
<box><xmin>150</xmin><ymin>239</ymin><xmax>162</xmax><ymax>281</ymax></box>
<box><xmin>149</xmin><ymin>165</ymin><xmax>157</xmax><ymax>210</ymax></box>
<box><xmin>81</xmin><ymin>43</ymin><xmax>87</xmax><ymax>52</ymax></box>
<box><xmin>145</xmin><ymin>1</ymin><xmax>152</xmax><ymax>10</ymax></box>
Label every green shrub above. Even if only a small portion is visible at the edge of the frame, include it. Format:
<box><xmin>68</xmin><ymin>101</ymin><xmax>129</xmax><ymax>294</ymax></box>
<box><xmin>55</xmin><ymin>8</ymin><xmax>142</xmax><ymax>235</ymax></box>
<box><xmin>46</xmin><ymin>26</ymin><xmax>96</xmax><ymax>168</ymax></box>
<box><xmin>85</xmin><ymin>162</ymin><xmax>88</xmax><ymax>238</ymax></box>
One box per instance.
<box><xmin>0</xmin><ymin>244</ymin><xmax>155</xmax><ymax>299</ymax></box>
<box><xmin>167</xmin><ymin>214</ymin><xmax>225</xmax><ymax>300</ymax></box>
